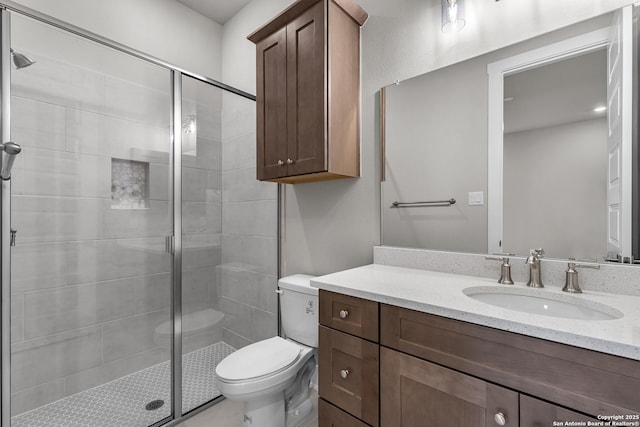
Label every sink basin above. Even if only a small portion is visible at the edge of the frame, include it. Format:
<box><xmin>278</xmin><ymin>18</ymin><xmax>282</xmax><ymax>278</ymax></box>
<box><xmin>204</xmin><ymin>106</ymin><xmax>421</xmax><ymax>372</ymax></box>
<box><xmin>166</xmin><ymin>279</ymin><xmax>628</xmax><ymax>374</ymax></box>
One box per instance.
<box><xmin>463</xmin><ymin>287</ymin><xmax>624</xmax><ymax>321</ymax></box>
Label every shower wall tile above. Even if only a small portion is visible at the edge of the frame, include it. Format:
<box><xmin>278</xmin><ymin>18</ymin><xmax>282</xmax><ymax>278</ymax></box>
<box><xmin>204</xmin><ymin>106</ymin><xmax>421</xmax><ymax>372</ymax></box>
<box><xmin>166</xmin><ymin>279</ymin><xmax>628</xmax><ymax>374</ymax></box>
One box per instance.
<box><xmin>208</xmin><ymin>172</ymin><xmax>223</xmax><ymax>203</ymax></box>
<box><xmin>222</xmin><ymin>167</ymin><xmax>276</xmax><ymax>202</ymax></box>
<box><xmin>65</xmin><ymin>108</ymin><xmax>169</xmax><ymax>159</ymax></box>
<box><xmin>183</xmin><ymin>234</ymin><xmax>221</xmax><ymax>270</ymax></box>
<box><xmin>182</xmin><ymin>137</ymin><xmax>222</xmax><ymax>171</ymax></box>
<box><xmin>221</xmin><ymin>235</ymin><xmax>277</xmax><ymax>276</ymax></box>
<box><xmin>149</xmin><ymin>163</ymin><xmax>169</xmax><ymax>201</ymax></box>
<box><xmin>222</xmin><ymin>328</ymin><xmax>251</xmax><ymax>351</ymax></box>
<box><xmin>12</xmin><ymin>196</ymin><xmax>105</xmax><ymax>243</ymax></box>
<box><xmin>220</xmin><ymin>297</ymin><xmax>253</xmax><ymax>342</ymax></box>
<box><xmin>104</xmin><ymin>76</ymin><xmax>170</xmax><ymax>127</ymax></box>
<box><xmin>102</xmin><ymin>200</ymin><xmax>171</xmax><ymax>238</ymax></box>
<box><xmin>66</xmin><ymin>237</ymin><xmax>170</xmax><ymax>285</ymax></box>
<box><xmin>221</xmin><ymin>102</ymin><xmax>256</xmax><ymax>142</ymax></box>
<box><xmin>11</xmin><ymin>96</ymin><xmax>66</xmax><ymax>151</ymax></box>
<box><xmin>182</xmin><ymin>267</ymin><xmax>216</xmax><ymax>308</ymax></box>
<box><xmin>195</xmin><ymin>104</ymin><xmax>222</xmax><ymax>142</ymax></box>
<box><xmin>11</xmin><ymin>379</ymin><xmax>66</xmax><ymax>416</ymax></box>
<box><xmin>253</xmin><ymin>308</ymin><xmax>277</xmax><ymax>342</ymax></box>
<box><xmin>11</xmin><ymin>242</ymin><xmax>67</xmax><ymax>292</ymax></box>
<box><xmin>183</xmin><ymin>202</ymin><xmax>222</xmax><ymax>235</ymax></box>
<box><xmin>12</xmin><ymin>56</ymin><xmax>106</xmax><ymax>114</ymax></box>
<box><xmin>23</xmin><ymin>281</ymin><xmax>137</xmax><ymax>339</ymax></box>
<box><xmin>223</xmin><ymin>200</ymin><xmax>277</xmax><ymax>238</ymax></box>
<box><xmin>182</xmin><ymin>329</ymin><xmax>223</xmax><ymax>354</ymax></box>
<box><xmin>221</xmin><ymin>132</ymin><xmax>257</xmax><ymax>172</ymax></box>
<box><xmin>12</xmin><ymin>295</ymin><xmax>24</xmax><ymax>343</ymax></box>
<box><xmin>63</xmin><ymin>348</ymin><xmax>166</xmax><ymax>397</ymax></box>
<box><xmin>220</xmin><ymin>266</ymin><xmax>277</xmax><ymax>313</ymax></box>
<box><xmin>133</xmin><ymin>273</ymin><xmax>172</xmax><ymax>315</ymax></box>
<box><xmin>102</xmin><ymin>310</ymin><xmax>170</xmax><ymax>363</ymax></box>
<box><xmin>183</xmin><ymin>167</ymin><xmax>210</xmax><ymax>202</ymax></box>
<box><xmin>16</xmin><ymin>147</ymin><xmax>110</xmax><ymax>198</ymax></box>
<box><xmin>12</xmin><ymin>325</ymin><xmax>102</xmax><ymax>391</ymax></box>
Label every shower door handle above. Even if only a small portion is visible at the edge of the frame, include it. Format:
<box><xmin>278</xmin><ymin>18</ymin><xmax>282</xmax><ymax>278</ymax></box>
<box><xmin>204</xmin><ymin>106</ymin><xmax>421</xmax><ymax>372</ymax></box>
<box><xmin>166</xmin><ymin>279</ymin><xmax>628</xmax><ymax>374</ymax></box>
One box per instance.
<box><xmin>9</xmin><ymin>228</ymin><xmax>15</xmax><ymax>246</ymax></box>
<box><xmin>165</xmin><ymin>235</ymin><xmax>174</xmax><ymax>254</ymax></box>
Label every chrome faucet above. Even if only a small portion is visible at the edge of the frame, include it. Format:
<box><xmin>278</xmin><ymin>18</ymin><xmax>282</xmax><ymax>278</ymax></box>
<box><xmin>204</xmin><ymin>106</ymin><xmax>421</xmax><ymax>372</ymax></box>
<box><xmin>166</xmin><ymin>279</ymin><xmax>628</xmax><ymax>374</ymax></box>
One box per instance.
<box><xmin>525</xmin><ymin>248</ymin><xmax>544</xmax><ymax>288</ymax></box>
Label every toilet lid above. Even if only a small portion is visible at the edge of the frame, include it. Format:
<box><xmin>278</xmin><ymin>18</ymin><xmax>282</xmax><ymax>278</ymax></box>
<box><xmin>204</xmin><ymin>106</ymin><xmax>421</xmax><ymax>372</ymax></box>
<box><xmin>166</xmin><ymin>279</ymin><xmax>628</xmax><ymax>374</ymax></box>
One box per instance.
<box><xmin>216</xmin><ymin>336</ymin><xmax>301</xmax><ymax>381</ymax></box>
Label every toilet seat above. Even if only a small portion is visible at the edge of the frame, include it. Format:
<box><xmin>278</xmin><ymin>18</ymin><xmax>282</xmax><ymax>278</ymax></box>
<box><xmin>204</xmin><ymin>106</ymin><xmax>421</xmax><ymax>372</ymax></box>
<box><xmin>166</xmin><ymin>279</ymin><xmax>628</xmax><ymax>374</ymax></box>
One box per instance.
<box><xmin>216</xmin><ymin>336</ymin><xmax>301</xmax><ymax>382</ymax></box>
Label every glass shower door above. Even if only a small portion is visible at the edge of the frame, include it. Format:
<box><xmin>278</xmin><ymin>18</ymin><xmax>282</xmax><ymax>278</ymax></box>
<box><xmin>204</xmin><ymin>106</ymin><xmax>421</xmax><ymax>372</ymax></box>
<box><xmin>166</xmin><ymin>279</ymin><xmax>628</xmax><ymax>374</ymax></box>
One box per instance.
<box><xmin>8</xmin><ymin>13</ymin><xmax>174</xmax><ymax>427</ymax></box>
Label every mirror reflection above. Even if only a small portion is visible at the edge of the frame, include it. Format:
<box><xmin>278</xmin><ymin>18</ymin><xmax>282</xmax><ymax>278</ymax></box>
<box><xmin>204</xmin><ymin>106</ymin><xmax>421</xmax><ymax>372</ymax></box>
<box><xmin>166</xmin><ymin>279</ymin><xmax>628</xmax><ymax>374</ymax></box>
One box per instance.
<box><xmin>381</xmin><ymin>7</ymin><xmax>638</xmax><ymax>263</ymax></box>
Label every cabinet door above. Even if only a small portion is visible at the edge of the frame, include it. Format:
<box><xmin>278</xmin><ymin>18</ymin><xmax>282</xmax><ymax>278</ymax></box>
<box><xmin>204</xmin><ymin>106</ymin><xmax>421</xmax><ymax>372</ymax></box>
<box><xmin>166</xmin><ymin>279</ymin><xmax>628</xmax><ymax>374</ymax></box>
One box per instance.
<box><xmin>319</xmin><ymin>398</ymin><xmax>370</xmax><ymax>427</ymax></box>
<box><xmin>380</xmin><ymin>347</ymin><xmax>518</xmax><ymax>427</ymax></box>
<box><xmin>520</xmin><ymin>394</ymin><xmax>595</xmax><ymax>427</ymax></box>
<box><xmin>319</xmin><ymin>326</ymin><xmax>379</xmax><ymax>426</ymax></box>
<box><xmin>286</xmin><ymin>0</ymin><xmax>326</xmax><ymax>176</ymax></box>
<box><xmin>256</xmin><ymin>26</ymin><xmax>287</xmax><ymax>180</ymax></box>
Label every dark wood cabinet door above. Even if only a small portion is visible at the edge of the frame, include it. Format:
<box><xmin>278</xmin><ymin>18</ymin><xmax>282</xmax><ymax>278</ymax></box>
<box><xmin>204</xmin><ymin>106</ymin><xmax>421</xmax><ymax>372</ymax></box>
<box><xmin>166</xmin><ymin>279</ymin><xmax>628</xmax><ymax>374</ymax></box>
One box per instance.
<box><xmin>319</xmin><ymin>398</ymin><xmax>370</xmax><ymax>427</ymax></box>
<box><xmin>286</xmin><ymin>0</ymin><xmax>326</xmax><ymax>176</ymax></box>
<box><xmin>520</xmin><ymin>394</ymin><xmax>595</xmax><ymax>427</ymax></box>
<box><xmin>380</xmin><ymin>347</ymin><xmax>518</xmax><ymax>427</ymax></box>
<box><xmin>256</xmin><ymin>26</ymin><xmax>287</xmax><ymax>180</ymax></box>
<box><xmin>319</xmin><ymin>326</ymin><xmax>379</xmax><ymax>426</ymax></box>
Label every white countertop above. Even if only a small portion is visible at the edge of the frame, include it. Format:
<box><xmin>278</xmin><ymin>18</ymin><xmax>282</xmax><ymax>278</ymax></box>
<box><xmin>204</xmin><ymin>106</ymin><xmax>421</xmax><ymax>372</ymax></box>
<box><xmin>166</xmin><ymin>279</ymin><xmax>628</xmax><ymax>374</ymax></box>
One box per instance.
<box><xmin>311</xmin><ymin>264</ymin><xmax>640</xmax><ymax>361</ymax></box>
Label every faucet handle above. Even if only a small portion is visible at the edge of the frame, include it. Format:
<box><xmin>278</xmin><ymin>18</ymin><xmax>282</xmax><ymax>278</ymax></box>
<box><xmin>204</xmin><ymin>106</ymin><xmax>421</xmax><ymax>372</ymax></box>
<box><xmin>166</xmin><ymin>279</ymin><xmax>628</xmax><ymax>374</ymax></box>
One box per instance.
<box><xmin>485</xmin><ymin>256</ymin><xmax>515</xmax><ymax>285</ymax></box>
<box><xmin>531</xmin><ymin>248</ymin><xmax>544</xmax><ymax>257</ymax></box>
<box><xmin>563</xmin><ymin>260</ymin><xmax>600</xmax><ymax>293</ymax></box>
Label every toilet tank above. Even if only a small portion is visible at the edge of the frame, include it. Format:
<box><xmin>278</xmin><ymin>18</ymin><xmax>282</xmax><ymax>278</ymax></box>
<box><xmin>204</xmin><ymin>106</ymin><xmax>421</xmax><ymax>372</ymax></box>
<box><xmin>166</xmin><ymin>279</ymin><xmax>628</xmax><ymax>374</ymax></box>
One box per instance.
<box><xmin>279</xmin><ymin>274</ymin><xmax>318</xmax><ymax>348</ymax></box>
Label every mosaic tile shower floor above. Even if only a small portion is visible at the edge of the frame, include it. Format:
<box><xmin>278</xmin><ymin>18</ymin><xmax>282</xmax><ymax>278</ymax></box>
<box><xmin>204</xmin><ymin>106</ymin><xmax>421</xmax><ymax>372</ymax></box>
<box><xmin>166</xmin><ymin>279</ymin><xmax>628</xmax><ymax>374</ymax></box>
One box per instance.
<box><xmin>12</xmin><ymin>342</ymin><xmax>235</xmax><ymax>427</ymax></box>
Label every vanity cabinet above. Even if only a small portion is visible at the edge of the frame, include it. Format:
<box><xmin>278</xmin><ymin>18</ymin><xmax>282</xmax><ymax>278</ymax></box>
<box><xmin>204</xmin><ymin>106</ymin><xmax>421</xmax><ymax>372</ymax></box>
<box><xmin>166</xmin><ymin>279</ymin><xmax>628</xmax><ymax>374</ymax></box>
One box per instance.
<box><xmin>317</xmin><ymin>290</ymin><xmax>640</xmax><ymax>427</ymax></box>
<box><xmin>319</xmin><ymin>291</ymin><xmax>379</xmax><ymax>426</ymax></box>
<box><xmin>381</xmin><ymin>347</ymin><xmax>518</xmax><ymax>426</ymax></box>
<box><xmin>248</xmin><ymin>0</ymin><xmax>367</xmax><ymax>184</ymax></box>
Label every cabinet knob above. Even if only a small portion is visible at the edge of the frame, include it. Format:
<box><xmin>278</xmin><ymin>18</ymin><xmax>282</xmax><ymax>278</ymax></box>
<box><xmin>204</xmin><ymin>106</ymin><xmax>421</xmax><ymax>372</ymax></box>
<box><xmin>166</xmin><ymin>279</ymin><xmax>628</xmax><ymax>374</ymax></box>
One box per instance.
<box><xmin>277</xmin><ymin>160</ymin><xmax>284</xmax><ymax>166</ymax></box>
<box><xmin>494</xmin><ymin>412</ymin><xmax>506</xmax><ymax>426</ymax></box>
<box><xmin>286</xmin><ymin>158</ymin><xmax>294</xmax><ymax>164</ymax></box>
<box><xmin>340</xmin><ymin>369</ymin><xmax>350</xmax><ymax>379</ymax></box>
<box><xmin>339</xmin><ymin>309</ymin><xmax>349</xmax><ymax>319</ymax></box>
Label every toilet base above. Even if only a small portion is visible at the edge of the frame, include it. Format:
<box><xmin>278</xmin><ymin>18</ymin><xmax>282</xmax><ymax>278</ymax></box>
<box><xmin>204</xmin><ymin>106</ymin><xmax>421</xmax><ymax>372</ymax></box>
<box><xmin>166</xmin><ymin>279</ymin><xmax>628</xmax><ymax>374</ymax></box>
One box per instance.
<box><xmin>286</xmin><ymin>397</ymin><xmax>313</xmax><ymax>427</ymax></box>
<box><xmin>243</xmin><ymin>394</ymin><xmax>285</xmax><ymax>427</ymax></box>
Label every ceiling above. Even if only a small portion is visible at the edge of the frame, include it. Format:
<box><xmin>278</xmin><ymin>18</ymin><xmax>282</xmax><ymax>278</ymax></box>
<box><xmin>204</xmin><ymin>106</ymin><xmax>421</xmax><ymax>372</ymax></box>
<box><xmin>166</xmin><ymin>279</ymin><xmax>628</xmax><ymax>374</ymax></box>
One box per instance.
<box><xmin>503</xmin><ymin>48</ymin><xmax>607</xmax><ymax>134</ymax></box>
<box><xmin>176</xmin><ymin>0</ymin><xmax>253</xmax><ymax>24</ymax></box>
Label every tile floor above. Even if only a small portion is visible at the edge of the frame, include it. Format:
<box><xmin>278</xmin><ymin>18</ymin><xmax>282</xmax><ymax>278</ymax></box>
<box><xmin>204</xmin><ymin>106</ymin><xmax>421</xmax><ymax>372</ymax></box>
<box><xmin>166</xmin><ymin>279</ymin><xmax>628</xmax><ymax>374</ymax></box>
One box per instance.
<box><xmin>12</xmin><ymin>342</ymin><xmax>235</xmax><ymax>427</ymax></box>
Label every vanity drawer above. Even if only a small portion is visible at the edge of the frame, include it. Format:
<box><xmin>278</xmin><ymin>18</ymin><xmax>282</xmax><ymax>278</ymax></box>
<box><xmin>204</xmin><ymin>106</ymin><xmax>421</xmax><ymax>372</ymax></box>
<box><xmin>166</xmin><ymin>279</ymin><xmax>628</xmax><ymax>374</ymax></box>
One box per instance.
<box><xmin>319</xmin><ymin>398</ymin><xmax>371</xmax><ymax>427</ymax></box>
<box><xmin>319</xmin><ymin>290</ymin><xmax>378</xmax><ymax>341</ymax></box>
<box><xmin>380</xmin><ymin>304</ymin><xmax>640</xmax><ymax>417</ymax></box>
<box><xmin>319</xmin><ymin>325</ymin><xmax>379</xmax><ymax>426</ymax></box>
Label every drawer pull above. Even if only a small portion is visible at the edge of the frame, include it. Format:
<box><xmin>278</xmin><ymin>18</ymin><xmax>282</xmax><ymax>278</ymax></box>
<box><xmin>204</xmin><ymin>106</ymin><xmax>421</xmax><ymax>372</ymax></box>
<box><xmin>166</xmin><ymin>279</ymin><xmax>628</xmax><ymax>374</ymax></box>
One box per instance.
<box><xmin>340</xmin><ymin>369</ymin><xmax>350</xmax><ymax>379</ymax></box>
<box><xmin>277</xmin><ymin>160</ymin><xmax>284</xmax><ymax>166</ymax></box>
<box><xmin>287</xmin><ymin>158</ymin><xmax>294</xmax><ymax>164</ymax></box>
<box><xmin>494</xmin><ymin>412</ymin><xmax>506</xmax><ymax>426</ymax></box>
<box><xmin>339</xmin><ymin>309</ymin><xmax>349</xmax><ymax>319</ymax></box>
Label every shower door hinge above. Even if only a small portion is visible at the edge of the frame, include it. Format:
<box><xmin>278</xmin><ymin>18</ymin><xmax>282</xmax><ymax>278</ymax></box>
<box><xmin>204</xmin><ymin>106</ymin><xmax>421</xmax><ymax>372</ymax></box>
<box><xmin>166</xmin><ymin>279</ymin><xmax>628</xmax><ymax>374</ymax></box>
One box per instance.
<box><xmin>165</xmin><ymin>235</ymin><xmax>175</xmax><ymax>254</ymax></box>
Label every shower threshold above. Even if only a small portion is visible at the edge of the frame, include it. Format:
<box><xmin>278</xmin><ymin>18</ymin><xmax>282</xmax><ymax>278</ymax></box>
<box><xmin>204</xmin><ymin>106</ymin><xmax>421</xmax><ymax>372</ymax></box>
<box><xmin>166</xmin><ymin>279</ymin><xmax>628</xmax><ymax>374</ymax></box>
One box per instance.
<box><xmin>12</xmin><ymin>341</ymin><xmax>235</xmax><ymax>427</ymax></box>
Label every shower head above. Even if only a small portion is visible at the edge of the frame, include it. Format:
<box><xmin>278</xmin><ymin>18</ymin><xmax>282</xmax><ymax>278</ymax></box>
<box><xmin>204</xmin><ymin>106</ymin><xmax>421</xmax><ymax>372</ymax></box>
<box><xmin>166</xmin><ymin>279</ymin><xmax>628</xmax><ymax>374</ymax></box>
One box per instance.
<box><xmin>10</xmin><ymin>48</ymin><xmax>35</xmax><ymax>69</ymax></box>
<box><xmin>0</xmin><ymin>142</ymin><xmax>21</xmax><ymax>180</ymax></box>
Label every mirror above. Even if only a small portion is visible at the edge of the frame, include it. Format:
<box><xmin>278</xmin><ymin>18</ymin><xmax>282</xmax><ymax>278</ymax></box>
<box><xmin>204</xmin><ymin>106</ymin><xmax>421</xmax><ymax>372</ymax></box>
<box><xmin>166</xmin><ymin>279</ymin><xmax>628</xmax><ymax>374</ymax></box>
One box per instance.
<box><xmin>381</xmin><ymin>6</ymin><xmax>638</xmax><ymax>263</ymax></box>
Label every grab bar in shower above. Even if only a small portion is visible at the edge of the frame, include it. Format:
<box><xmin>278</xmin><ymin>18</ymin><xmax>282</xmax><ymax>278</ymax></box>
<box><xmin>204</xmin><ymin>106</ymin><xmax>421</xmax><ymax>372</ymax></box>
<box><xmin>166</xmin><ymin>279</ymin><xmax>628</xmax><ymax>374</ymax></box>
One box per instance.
<box><xmin>0</xmin><ymin>141</ymin><xmax>21</xmax><ymax>180</ymax></box>
<box><xmin>391</xmin><ymin>198</ymin><xmax>456</xmax><ymax>208</ymax></box>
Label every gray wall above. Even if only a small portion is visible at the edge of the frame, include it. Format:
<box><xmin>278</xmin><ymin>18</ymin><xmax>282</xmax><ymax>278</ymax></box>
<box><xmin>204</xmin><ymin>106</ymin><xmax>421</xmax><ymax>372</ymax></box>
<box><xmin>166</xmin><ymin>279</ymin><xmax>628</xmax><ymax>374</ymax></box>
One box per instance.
<box><xmin>503</xmin><ymin>119</ymin><xmax>608</xmax><ymax>259</ymax></box>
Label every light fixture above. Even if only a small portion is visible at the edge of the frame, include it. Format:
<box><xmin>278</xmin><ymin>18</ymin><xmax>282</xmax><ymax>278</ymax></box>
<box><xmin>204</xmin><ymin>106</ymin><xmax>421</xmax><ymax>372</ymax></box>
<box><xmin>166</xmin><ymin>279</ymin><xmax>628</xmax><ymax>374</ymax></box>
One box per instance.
<box><xmin>182</xmin><ymin>115</ymin><xmax>196</xmax><ymax>134</ymax></box>
<box><xmin>593</xmin><ymin>106</ymin><xmax>607</xmax><ymax>113</ymax></box>
<box><xmin>441</xmin><ymin>0</ymin><xmax>466</xmax><ymax>33</ymax></box>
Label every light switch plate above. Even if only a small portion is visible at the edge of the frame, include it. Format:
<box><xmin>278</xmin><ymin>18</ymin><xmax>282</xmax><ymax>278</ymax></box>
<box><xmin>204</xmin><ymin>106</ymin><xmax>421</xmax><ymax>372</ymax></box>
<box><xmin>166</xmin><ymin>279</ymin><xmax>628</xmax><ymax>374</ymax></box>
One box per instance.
<box><xmin>468</xmin><ymin>191</ymin><xmax>484</xmax><ymax>206</ymax></box>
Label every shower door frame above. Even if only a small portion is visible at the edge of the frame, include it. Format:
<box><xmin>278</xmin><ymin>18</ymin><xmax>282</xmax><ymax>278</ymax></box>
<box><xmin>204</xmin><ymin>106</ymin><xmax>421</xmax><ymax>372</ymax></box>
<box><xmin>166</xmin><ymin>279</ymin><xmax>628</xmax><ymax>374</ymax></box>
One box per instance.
<box><xmin>0</xmin><ymin>2</ymin><xmax>257</xmax><ymax>426</ymax></box>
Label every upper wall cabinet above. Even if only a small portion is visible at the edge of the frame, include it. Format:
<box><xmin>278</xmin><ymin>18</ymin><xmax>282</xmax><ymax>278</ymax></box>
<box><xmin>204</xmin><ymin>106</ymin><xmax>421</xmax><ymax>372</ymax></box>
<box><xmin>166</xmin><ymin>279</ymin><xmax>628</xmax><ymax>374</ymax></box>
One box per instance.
<box><xmin>248</xmin><ymin>0</ymin><xmax>368</xmax><ymax>184</ymax></box>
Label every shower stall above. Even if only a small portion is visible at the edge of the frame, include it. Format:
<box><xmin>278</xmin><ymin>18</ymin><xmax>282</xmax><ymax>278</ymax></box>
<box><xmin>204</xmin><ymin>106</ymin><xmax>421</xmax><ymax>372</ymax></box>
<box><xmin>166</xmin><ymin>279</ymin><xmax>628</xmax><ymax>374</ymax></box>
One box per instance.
<box><xmin>0</xmin><ymin>3</ymin><xmax>278</xmax><ymax>427</ymax></box>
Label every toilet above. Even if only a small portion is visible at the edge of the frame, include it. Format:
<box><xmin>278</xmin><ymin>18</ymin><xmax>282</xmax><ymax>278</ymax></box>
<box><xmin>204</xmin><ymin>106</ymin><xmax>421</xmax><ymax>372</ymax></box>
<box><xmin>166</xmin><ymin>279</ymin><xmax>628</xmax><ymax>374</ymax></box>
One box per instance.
<box><xmin>215</xmin><ymin>275</ymin><xmax>318</xmax><ymax>427</ymax></box>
